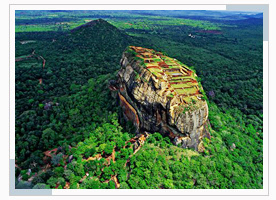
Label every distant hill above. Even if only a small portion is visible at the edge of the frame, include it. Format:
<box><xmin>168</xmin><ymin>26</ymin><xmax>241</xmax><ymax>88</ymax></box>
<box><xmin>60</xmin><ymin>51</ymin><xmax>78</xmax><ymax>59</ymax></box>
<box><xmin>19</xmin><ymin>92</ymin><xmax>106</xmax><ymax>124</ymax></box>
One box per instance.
<box><xmin>37</xmin><ymin>19</ymin><xmax>140</xmax><ymax>86</ymax></box>
<box><xmin>71</xmin><ymin>18</ymin><xmax>113</xmax><ymax>32</ymax></box>
<box><xmin>68</xmin><ymin>18</ymin><xmax>132</xmax><ymax>50</ymax></box>
<box><xmin>53</xmin><ymin>18</ymin><xmax>133</xmax><ymax>57</ymax></box>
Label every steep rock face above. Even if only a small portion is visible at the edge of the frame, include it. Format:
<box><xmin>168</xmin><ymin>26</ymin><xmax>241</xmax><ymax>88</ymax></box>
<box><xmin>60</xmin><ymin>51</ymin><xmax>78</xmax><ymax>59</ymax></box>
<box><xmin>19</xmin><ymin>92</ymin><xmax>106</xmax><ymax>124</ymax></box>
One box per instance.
<box><xmin>115</xmin><ymin>46</ymin><xmax>210</xmax><ymax>150</ymax></box>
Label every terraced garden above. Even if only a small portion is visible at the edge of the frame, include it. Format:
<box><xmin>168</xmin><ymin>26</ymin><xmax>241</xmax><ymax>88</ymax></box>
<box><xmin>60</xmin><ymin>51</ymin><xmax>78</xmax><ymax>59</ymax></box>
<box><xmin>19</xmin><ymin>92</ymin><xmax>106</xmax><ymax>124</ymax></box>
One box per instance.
<box><xmin>129</xmin><ymin>46</ymin><xmax>202</xmax><ymax>104</ymax></box>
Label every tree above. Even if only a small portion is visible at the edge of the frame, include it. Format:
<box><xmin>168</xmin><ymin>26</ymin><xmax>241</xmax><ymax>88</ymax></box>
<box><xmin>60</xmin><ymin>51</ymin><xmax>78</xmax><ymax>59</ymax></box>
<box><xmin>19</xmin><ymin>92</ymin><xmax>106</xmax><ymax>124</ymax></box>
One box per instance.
<box><xmin>108</xmin><ymin>180</ymin><xmax>116</xmax><ymax>189</ymax></box>
<box><xmin>41</xmin><ymin>128</ymin><xmax>58</xmax><ymax>149</ymax></box>
<box><xmin>54</xmin><ymin>166</ymin><xmax>64</xmax><ymax>177</ymax></box>
<box><xmin>104</xmin><ymin>142</ymin><xmax>114</xmax><ymax>155</ymax></box>
<box><xmin>51</xmin><ymin>153</ymin><xmax>63</xmax><ymax>166</ymax></box>
<box><xmin>62</xmin><ymin>169</ymin><xmax>73</xmax><ymax>181</ymax></box>
<box><xmin>47</xmin><ymin>177</ymin><xmax>58</xmax><ymax>188</ymax></box>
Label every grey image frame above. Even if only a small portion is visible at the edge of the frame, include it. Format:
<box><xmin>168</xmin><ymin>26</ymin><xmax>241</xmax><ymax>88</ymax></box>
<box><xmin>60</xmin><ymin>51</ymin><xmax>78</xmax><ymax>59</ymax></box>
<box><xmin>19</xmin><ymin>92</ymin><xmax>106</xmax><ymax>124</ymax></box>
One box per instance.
<box><xmin>9</xmin><ymin>4</ymin><xmax>269</xmax><ymax>196</ymax></box>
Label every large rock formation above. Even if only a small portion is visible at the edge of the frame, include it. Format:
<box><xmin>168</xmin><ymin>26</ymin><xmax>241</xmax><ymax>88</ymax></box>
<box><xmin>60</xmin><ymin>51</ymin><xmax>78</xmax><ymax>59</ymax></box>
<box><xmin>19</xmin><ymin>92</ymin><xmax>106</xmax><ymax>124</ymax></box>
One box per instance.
<box><xmin>113</xmin><ymin>46</ymin><xmax>210</xmax><ymax>151</ymax></box>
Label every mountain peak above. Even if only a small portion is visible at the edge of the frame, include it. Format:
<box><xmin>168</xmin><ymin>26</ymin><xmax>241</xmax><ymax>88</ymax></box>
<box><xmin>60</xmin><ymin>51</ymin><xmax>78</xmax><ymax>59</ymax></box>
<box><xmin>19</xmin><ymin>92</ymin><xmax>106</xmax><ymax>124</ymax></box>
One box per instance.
<box><xmin>71</xmin><ymin>18</ymin><xmax>113</xmax><ymax>32</ymax></box>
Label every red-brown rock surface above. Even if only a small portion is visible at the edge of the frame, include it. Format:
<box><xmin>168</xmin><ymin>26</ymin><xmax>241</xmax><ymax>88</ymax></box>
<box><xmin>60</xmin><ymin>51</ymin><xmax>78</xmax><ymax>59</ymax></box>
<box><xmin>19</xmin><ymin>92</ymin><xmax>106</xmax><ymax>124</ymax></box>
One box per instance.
<box><xmin>113</xmin><ymin>46</ymin><xmax>210</xmax><ymax>150</ymax></box>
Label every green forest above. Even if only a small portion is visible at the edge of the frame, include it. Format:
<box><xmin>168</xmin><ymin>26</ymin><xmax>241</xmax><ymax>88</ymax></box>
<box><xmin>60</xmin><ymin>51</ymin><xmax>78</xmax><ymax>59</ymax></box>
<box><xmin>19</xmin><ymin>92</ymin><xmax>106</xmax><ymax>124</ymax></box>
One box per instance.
<box><xmin>15</xmin><ymin>10</ymin><xmax>263</xmax><ymax>189</ymax></box>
